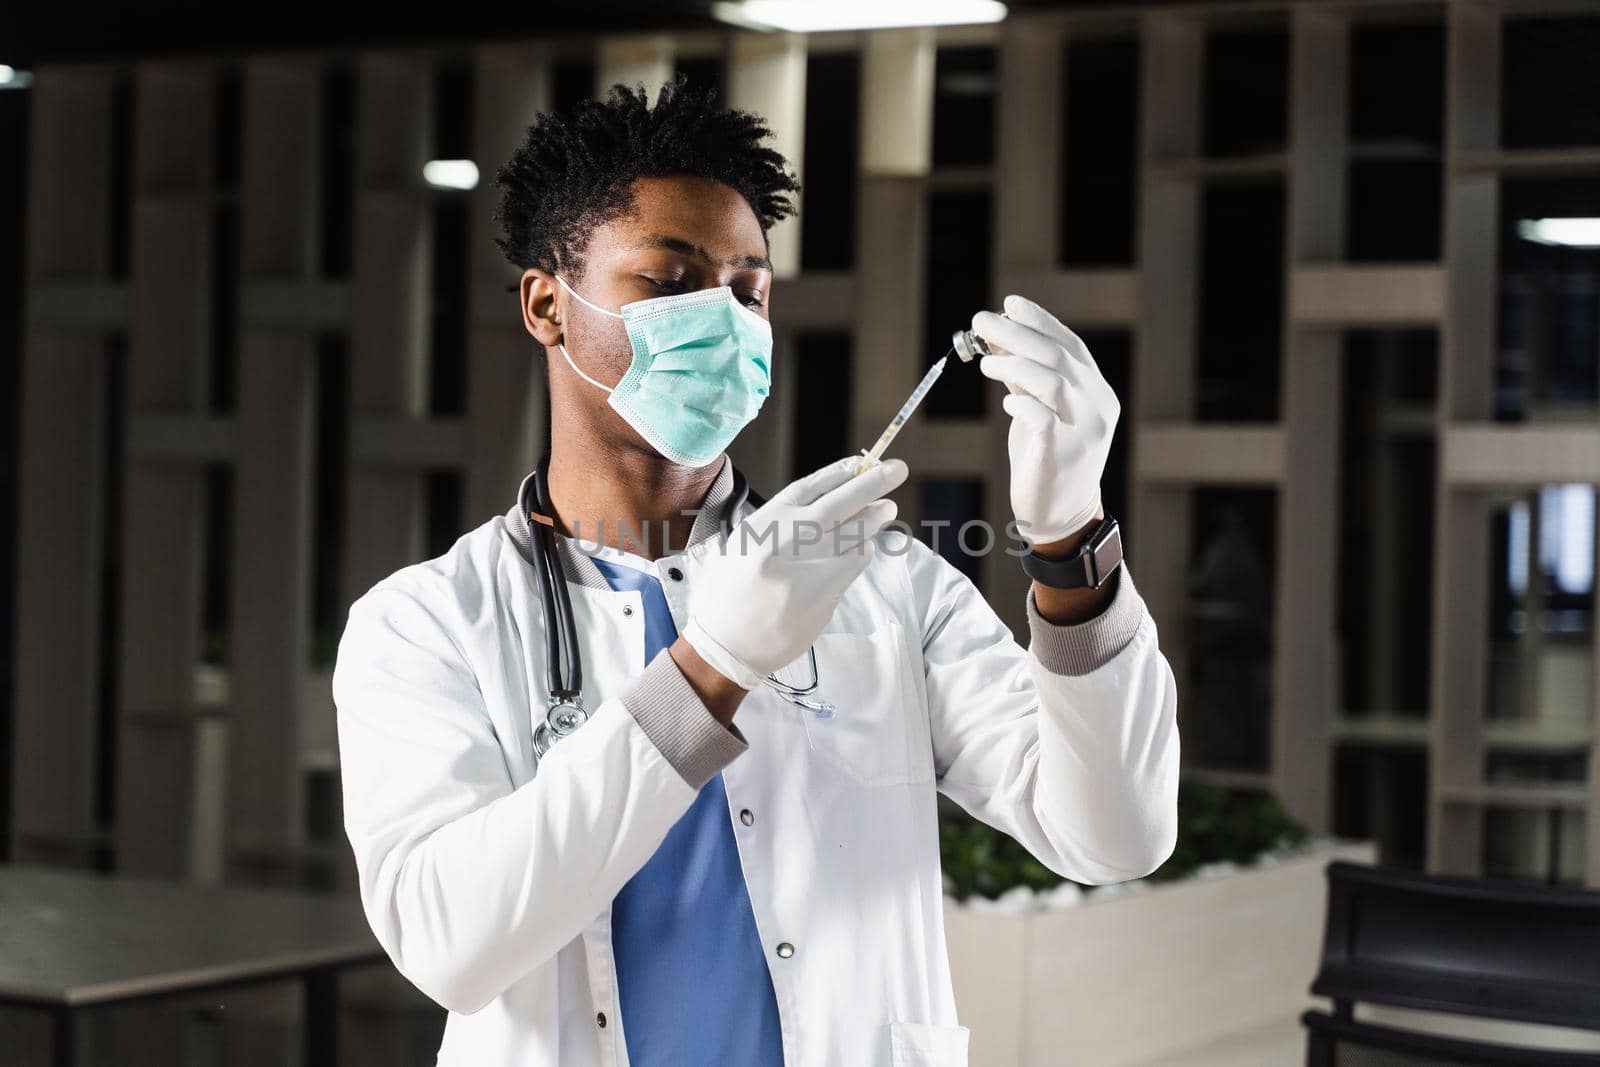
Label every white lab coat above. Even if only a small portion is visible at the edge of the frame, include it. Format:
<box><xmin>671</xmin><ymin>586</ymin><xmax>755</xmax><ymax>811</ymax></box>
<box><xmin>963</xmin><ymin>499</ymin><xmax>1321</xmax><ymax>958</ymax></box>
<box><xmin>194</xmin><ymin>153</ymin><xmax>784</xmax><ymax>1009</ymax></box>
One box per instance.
<box><xmin>333</xmin><ymin>489</ymin><xmax>1179</xmax><ymax>1067</ymax></box>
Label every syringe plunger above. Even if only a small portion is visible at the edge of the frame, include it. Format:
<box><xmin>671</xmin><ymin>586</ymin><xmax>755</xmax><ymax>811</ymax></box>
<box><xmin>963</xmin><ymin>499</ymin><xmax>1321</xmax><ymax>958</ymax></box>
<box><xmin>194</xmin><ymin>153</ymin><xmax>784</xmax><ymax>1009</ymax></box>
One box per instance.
<box><xmin>855</xmin><ymin>355</ymin><xmax>949</xmax><ymax>471</ymax></box>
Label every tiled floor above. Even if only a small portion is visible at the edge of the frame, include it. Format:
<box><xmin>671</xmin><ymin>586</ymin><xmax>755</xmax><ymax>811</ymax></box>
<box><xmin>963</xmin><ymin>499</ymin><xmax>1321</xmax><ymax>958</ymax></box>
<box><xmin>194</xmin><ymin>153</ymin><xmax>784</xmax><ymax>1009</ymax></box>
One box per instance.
<box><xmin>1124</xmin><ymin>1013</ymin><xmax>1306</xmax><ymax>1066</ymax></box>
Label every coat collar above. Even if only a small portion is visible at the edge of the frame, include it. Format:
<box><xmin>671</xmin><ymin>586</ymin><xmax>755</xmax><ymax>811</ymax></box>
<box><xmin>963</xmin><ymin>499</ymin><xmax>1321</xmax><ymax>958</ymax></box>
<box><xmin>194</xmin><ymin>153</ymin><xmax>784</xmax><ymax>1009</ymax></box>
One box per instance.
<box><xmin>503</xmin><ymin>455</ymin><xmax>737</xmax><ymax>587</ymax></box>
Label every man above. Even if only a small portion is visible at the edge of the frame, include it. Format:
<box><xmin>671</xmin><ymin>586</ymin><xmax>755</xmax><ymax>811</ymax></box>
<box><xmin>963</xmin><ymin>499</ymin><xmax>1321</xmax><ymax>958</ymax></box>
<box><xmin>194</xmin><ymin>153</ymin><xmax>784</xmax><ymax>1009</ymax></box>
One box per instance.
<box><xmin>333</xmin><ymin>80</ymin><xmax>1178</xmax><ymax>1067</ymax></box>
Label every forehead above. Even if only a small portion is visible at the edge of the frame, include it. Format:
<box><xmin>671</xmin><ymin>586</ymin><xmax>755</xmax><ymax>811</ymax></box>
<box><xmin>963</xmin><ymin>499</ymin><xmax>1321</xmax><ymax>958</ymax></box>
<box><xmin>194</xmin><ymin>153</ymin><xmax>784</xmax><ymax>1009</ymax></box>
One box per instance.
<box><xmin>589</xmin><ymin>175</ymin><xmax>769</xmax><ymax>266</ymax></box>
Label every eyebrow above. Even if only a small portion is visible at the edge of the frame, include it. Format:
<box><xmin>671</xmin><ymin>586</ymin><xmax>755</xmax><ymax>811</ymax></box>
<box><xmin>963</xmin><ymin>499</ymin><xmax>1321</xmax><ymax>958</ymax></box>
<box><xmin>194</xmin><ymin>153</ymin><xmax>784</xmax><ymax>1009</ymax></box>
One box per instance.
<box><xmin>632</xmin><ymin>234</ymin><xmax>772</xmax><ymax>273</ymax></box>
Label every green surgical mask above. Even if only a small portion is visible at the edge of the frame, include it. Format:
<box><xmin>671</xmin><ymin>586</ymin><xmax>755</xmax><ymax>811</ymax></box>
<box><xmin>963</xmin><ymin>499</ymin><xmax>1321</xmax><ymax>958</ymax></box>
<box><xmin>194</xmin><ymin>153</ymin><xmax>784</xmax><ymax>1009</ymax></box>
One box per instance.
<box><xmin>556</xmin><ymin>275</ymin><xmax>773</xmax><ymax>467</ymax></box>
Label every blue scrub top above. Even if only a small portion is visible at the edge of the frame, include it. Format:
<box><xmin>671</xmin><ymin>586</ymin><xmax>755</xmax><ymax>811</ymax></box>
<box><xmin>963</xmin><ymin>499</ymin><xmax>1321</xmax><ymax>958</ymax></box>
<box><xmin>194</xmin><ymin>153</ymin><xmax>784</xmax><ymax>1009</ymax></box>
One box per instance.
<box><xmin>589</xmin><ymin>554</ymin><xmax>785</xmax><ymax>1067</ymax></box>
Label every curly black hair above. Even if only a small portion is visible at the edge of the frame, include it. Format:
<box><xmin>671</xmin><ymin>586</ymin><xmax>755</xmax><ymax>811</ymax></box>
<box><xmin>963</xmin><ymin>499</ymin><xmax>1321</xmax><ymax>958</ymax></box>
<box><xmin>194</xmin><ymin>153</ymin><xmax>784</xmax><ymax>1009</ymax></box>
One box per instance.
<box><xmin>492</xmin><ymin>77</ymin><xmax>801</xmax><ymax>283</ymax></box>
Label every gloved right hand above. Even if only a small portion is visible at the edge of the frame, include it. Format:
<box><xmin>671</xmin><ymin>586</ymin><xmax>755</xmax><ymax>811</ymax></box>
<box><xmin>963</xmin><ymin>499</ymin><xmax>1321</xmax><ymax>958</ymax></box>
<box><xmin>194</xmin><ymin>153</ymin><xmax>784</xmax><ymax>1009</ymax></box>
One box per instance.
<box><xmin>681</xmin><ymin>455</ymin><xmax>908</xmax><ymax>690</ymax></box>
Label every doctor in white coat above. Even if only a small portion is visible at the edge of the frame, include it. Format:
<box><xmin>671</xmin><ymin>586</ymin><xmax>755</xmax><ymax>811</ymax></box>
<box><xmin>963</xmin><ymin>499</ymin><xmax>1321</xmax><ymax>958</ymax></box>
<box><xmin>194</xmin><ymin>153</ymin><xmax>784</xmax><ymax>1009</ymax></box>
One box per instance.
<box><xmin>333</xmin><ymin>80</ymin><xmax>1179</xmax><ymax>1067</ymax></box>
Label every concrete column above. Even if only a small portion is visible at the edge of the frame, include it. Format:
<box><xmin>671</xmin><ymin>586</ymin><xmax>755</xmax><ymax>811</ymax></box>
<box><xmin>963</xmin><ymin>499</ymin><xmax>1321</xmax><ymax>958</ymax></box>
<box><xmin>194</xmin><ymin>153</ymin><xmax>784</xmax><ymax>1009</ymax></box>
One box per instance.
<box><xmin>860</xmin><ymin>29</ymin><xmax>935</xmax><ymax>177</ymax></box>
<box><xmin>1287</xmin><ymin>7</ymin><xmax>1348</xmax><ymax>264</ymax></box>
<box><xmin>1590</xmin><ymin>496</ymin><xmax>1600</xmax><ymax>887</ymax></box>
<box><xmin>597</xmin><ymin>35</ymin><xmax>675</xmax><ymax>100</ymax></box>
<box><xmin>344</xmin><ymin>53</ymin><xmax>432</xmax><ymax>605</ymax></box>
<box><xmin>341</xmin><ymin>48</ymin><xmax>468</xmax><ymax>1013</ymax></box>
<box><xmin>11</xmin><ymin>67</ymin><xmax>116</xmax><ymax>867</ymax></box>
<box><xmin>1131</xmin><ymin>13</ymin><xmax>1203</xmax><ymax>705</ymax></box>
<box><xmin>987</xmin><ymin>14</ymin><xmax>1066</xmax><ymax>636</ymax></box>
<box><xmin>995</xmin><ymin>16</ymin><xmax>1061</xmax><ymax>276</ymax></box>
<box><xmin>465</xmin><ymin>45</ymin><xmax>550</xmax><ymax>525</ymax></box>
<box><xmin>854</xmin><ymin>28</ymin><xmax>934</xmax><ymax>602</ymax></box>
<box><xmin>1273</xmin><ymin>326</ymin><xmax>1341</xmax><ymax>831</ymax></box>
<box><xmin>1272</xmin><ymin>6</ymin><xmax>1350</xmax><ymax>832</ymax></box>
<box><xmin>1429</xmin><ymin>0</ymin><xmax>1501</xmax><ymax>876</ymax></box>
<box><xmin>115</xmin><ymin>60</ymin><xmax>215</xmax><ymax>878</ymax></box>
<box><xmin>729</xmin><ymin>328</ymin><xmax>798</xmax><ymax>493</ymax></box>
<box><xmin>11</xmin><ymin>337</ymin><xmax>108</xmax><ymax>864</ymax></box>
<box><xmin>727</xmin><ymin>33</ymin><xmax>807</xmax><ymax>279</ymax></box>
<box><xmin>855</xmin><ymin>27</ymin><xmax>934</xmax><ymax>465</ymax></box>
<box><xmin>723</xmin><ymin>33</ymin><xmax>806</xmax><ymax>494</ymax></box>
<box><xmin>225</xmin><ymin>57</ymin><xmax>321</xmax><ymax>887</ymax></box>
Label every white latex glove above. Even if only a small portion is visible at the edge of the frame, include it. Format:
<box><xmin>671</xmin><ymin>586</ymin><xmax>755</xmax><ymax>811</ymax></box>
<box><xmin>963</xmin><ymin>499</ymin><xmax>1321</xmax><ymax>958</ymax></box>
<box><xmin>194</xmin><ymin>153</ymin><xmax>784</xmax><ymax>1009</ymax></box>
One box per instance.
<box><xmin>972</xmin><ymin>294</ymin><xmax>1120</xmax><ymax>546</ymax></box>
<box><xmin>682</xmin><ymin>456</ymin><xmax>908</xmax><ymax>690</ymax></box>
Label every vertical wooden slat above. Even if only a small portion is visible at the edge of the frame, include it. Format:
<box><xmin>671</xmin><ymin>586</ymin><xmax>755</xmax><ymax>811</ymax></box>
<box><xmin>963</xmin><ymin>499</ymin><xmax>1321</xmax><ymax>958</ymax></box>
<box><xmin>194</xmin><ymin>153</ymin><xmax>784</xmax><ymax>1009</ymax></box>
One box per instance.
<box><xmin>225</xmin><ymin>57</ymin><xmax>321</xmax><ymax>886</ymax></box>
<box><xmin>730</xmin><ymin>329</ymin><xmax>798</xmax><ymax>494</ymax></box>
<box><xmin>1131</xmin><ymin>12</ymin><xmax>1203</xmax><ymax>713</ymax></box>
<box><xmin>1589</xmin><ymin>489</ymin><xmax>1600</xmax><ymax>886</ymax></box>
<box><xmin>343</xmin><ymin>53</ymin><xmax>432</xmax><ymax>606</ymax></box>
<box><xmin>1273</xmin><ymin>6</ymin><xmax>1350</xmax><ymax>832</ymax></box>
<box><xmin>1430</xmin><ymin>0</ymin><xmax>1502</xmax><ymax>876</ymax></box>
<box><xmin>860</xmin><ymin>29</ymin><xmax>935</xmax><ymax>179</ymax></box>
<box><xmin>988</xmin><ymin>14</ymin><xmax>1067</xmax><ymax>636</ymax></box>
<box><xmin>855</xmin><ymin>27</ymin><xmax>935</xmax><ymax>504</ymax></box>
<box><xmin>728</xmin><ymin>33</ymin><xmax>807</xmax><ymax>281</ymax></box>
<box><xmin>11</xmin><ymin>67</ymin><xmax>116</xmax><ymax>867</ymax></box>
<box><xmin>116</xmin><ymin>60</ymin><xmax>214</xmax><ymax>878</ymax></box>
<box><xmin>995</xmin><ymin>17</ymin><xmax>1062</xmax><ymax>278</ymax></box>
<box><xmin>465</xmin><ymin>45</ymin><xmax>549</xmax><ymax>526</ymax></box>
<box><xmin>727</xmin><ymin>34</ymin><xmax>807</xmax><ymax>493</ymax></box>
<box><xmin>1287</xmin><ymin>7</ymin><xmax>1348</xmax><ymax>265</ymax></box>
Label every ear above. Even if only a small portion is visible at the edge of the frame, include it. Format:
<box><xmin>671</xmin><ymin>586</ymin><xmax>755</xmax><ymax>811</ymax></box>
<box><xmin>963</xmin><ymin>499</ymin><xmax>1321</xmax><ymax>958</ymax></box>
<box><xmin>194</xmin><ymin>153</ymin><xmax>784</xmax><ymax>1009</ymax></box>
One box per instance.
<box><xmin>521</xmin><ymin>268</ymin><xmax>564</xmax><ymax>347</ymax></box>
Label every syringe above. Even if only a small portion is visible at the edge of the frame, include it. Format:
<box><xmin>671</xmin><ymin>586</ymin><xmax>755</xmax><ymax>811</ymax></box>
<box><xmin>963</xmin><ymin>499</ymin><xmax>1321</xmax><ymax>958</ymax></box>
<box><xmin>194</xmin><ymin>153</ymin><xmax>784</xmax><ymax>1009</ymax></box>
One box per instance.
<box><xmin>855</xmin><ymin>352</ymin><xmax>951</xmax><ymax>473</ymax></box>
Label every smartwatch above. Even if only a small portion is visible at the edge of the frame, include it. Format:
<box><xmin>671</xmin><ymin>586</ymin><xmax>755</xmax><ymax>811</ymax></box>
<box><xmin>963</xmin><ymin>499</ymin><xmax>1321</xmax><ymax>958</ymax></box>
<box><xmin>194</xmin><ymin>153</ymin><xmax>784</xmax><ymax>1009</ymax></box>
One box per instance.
<box><xmin>1020</xmin><ymin>514</ymin><xmax>1123</xmax><ymax>590</ymax></box>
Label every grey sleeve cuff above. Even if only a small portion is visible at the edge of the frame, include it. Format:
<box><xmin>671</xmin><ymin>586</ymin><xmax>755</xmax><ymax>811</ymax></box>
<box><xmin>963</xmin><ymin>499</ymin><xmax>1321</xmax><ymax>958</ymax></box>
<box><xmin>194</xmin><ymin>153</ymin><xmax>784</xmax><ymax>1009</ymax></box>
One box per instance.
<box><xmin>619</xmin><ymin>649</ymin><xmax>749</xmax><ymax>790</ymax></box>
<box><xmin>1025</xmin><ymin>563</ymin><xmax>1149</xmax><ymax>677</ymax></box>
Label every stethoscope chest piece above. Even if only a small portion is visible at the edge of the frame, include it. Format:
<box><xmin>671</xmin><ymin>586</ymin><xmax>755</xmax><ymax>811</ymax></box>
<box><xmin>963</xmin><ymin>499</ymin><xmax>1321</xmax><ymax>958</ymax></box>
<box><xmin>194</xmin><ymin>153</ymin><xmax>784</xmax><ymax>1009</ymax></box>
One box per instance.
<box><xmin>533</xmin><ymin>696</ymin><xmax>589</xmax><ymax>759</ymax></box>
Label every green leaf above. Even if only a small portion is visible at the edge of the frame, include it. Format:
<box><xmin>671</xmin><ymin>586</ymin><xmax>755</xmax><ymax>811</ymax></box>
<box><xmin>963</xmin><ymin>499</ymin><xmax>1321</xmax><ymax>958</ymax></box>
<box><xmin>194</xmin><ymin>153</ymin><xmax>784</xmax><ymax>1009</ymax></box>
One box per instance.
<box><xmin>938</xmin><ymin>778</ymin><xmax>1309</xmax><ymax>901</ymax></box>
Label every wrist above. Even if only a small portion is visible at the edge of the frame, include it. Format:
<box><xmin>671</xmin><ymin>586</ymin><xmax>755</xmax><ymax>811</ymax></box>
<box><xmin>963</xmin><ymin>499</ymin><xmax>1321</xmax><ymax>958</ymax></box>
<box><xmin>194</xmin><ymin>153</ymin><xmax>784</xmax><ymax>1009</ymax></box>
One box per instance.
<box><xmin>1032</xmin><ymin>566</ymin><xmax>1118</xmax><ymax>625</ymax></box>
<box><xmin>1026</xmin><ymin>498</ymin><xmax>1117</xmax><ymax>625</ymax></box>
<box><xmin>1029</xmin><ymin>499</ymin><xmax>1106</xmax><ymax>560</ymax></box>
<box><xmin>669</xmin><ymin>638</ymin><xmax>748</xmax><ymax>727</ymax></box>
<box><xmin>680</xmin><ymin>618</ymin><xmax>764</xmax><ymax>690</ymax></box>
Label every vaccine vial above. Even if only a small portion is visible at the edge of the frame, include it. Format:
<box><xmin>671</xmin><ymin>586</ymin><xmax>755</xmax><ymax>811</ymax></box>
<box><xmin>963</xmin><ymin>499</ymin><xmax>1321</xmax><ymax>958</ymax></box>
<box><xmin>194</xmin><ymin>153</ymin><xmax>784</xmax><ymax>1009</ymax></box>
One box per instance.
<box><xmin>951</xmin><ymin>325</ymin><xmax>1011</xmax><ymax>362</ymax></box>
<box><xmin>951</xmin><ymin>329</ymin><xmax>988</xmax><ymax>362</ymax></box>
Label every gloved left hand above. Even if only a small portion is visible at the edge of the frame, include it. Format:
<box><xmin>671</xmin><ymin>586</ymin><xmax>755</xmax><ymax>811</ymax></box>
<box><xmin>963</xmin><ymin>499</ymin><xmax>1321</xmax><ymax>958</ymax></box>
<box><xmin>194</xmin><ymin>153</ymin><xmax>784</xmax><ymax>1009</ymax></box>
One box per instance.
<box><xmin>971</xmin><ymin>294</ymin><xmax>1120</xmax><ymax>546</ymax></box>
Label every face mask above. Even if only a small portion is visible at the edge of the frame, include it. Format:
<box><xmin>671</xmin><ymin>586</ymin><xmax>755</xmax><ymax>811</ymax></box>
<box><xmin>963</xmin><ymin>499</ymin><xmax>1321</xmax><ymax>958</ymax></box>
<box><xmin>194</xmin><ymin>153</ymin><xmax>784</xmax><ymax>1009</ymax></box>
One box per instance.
<box><xmin>554</xmin><ymin>274</ymin><xmax>773</xmax><ymax>467</ymax></box>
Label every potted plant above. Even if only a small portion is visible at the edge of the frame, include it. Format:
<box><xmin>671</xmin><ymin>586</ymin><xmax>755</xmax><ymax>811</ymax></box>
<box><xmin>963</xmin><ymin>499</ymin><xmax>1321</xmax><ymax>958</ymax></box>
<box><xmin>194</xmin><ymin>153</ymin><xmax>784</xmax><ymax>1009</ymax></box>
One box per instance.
<box><xmin>941</xmin><ymin>780</ymin><xmax>1376</xmax><ymax>1066</ymax></box>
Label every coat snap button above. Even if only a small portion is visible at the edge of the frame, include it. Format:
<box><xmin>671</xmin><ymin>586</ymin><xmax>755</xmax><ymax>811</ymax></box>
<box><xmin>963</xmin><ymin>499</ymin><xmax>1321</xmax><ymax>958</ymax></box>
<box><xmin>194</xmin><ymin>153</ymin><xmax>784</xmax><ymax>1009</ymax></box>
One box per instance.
<box><xmin>776</xmin><ymin>942</ymin><xmax>795</xmax><ymax>958</ymax></box>
<box><xmin>622</xmin><ymin>605</ymin><xmax>633</xmax><ymax>617</ymax></box>
<box><xmin>667</xmin><ymin>567</ymin><xmax>684</xmax><ymax>581</ymax></box>
<box><xmin>596</xmin><ymin>1011</ymin><xmax>607</xmax><ymax>1028</ymax></box>
<box><xmin>739</xmin><ymin>808</ymin><xmax>754</xmax><ymax>826</ymax></box>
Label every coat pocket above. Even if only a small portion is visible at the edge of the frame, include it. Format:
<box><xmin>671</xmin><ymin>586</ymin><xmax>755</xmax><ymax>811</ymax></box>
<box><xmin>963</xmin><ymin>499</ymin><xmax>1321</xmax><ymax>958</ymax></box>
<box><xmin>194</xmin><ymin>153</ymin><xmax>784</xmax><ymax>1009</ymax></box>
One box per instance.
<box><xmin>799</xmin><ymin>623</ymin><xmax>932</xmax><ymax>787</ymax></box>
<box><xmin>889</xmin><ymin>1020</ymin><xmax>971</xmax><ymax>1067</ymax></box>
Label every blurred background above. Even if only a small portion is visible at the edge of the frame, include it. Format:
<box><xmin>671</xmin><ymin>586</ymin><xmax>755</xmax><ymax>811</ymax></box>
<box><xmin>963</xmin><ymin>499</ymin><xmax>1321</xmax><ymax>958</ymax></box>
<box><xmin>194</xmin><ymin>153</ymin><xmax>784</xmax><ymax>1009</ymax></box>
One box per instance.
<box><xmin>1</xmin><ymin>0</ymin><xmax>1598</xmax><ymax>1064</ymax></box>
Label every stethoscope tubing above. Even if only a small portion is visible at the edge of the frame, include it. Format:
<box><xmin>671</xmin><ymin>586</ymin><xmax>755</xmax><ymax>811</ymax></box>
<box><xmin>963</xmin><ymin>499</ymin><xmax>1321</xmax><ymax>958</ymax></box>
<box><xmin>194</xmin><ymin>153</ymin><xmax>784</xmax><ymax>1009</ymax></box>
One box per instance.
<box><xmin>522</xmin><ymin>454</ymin><xmax>756</xmax><ymax>713</ymax></box>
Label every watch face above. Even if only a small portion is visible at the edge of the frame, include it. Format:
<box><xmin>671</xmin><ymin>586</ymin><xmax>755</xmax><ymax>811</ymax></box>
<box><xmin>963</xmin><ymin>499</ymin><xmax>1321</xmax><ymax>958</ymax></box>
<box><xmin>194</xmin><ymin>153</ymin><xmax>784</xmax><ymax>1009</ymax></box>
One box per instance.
<box><xmin>1090</xmin><ymin>522</ymin><xmax>1123</xmax><ymax>585</ymax></box>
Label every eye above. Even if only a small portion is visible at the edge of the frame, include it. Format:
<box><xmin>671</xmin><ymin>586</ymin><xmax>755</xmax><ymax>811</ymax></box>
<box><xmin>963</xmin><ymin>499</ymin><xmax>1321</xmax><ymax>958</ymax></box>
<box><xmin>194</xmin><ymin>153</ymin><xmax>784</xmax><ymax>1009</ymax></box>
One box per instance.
<box><xmin>737</xmin><ymin>290</ymin><xmax>765</xmax><ymax>309</ymax></box>
<box><xmin>645</xmin><ymin>275</ymin><xmax>688</xmax><ymax>294</ymax></box>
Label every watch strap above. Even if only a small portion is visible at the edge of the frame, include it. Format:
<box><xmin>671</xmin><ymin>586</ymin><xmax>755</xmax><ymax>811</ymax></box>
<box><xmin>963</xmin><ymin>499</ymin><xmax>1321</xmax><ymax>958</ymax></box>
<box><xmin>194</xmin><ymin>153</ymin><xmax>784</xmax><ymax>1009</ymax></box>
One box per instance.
<box><xmin>1020</xmin><ymin>515</ymin><xmax>1123</xmax><ymax>589</ymax></box>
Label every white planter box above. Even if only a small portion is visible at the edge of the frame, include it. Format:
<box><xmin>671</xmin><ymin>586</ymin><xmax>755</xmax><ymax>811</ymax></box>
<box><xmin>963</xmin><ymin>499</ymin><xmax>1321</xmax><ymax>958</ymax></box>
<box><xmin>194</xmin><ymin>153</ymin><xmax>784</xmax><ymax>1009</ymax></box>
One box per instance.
<box><xmin>943</xmin><ymin>841</ymin><xmax>1378</xmax><ymax>1067</ymax></box>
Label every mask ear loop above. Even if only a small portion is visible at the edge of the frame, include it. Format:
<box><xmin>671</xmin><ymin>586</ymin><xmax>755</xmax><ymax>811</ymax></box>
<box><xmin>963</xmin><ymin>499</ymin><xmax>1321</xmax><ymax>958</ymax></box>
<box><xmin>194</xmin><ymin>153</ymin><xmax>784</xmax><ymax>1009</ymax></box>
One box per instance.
<box><xmin>552</xmin><ymin>274</ymin><xmax>624</xmax><ymax>394</ymax></box>
<box><xmin>556</xmin><ymin>342</ymin><xmax>615</xmax><ymax>394</ymax></box>
<box><xmin>555</xmin><ymin>274</ymin><xmax>625</xmax><ymax>318</ymax></box>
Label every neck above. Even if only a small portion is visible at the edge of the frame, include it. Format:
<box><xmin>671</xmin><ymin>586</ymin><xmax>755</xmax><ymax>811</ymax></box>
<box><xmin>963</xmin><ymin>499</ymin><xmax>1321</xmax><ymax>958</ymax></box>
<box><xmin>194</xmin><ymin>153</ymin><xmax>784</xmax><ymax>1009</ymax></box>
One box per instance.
<box><xmin>546</xmin><ymin>418</ymin><xmax>722</xmax><ymax>560</ymax></box>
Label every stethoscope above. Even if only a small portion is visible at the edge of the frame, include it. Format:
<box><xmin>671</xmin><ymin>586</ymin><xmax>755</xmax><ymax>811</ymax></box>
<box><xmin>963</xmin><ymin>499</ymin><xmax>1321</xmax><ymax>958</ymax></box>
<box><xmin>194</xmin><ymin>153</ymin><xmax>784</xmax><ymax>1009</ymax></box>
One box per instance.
<box><xmin>522</xmin><ymin>454</ymin><xmax>832</xmax><ymax>759</ymax></box>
